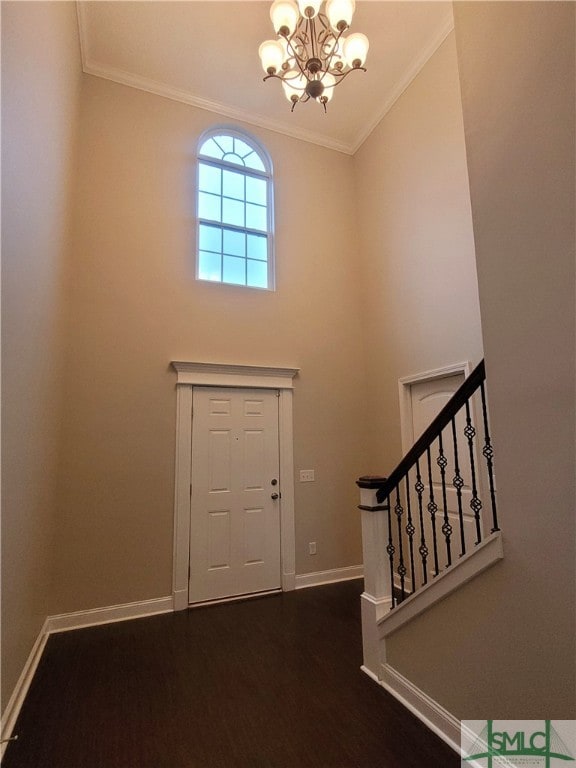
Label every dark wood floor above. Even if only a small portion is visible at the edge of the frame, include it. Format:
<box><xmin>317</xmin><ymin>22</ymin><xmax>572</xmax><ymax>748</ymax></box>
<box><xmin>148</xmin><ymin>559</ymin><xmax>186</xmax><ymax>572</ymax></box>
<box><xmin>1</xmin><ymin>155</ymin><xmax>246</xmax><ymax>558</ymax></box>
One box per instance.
<box><xmin>3</xmin><ymin>580</ymin><xmax>458</xmax><ymax>767</ymax></box>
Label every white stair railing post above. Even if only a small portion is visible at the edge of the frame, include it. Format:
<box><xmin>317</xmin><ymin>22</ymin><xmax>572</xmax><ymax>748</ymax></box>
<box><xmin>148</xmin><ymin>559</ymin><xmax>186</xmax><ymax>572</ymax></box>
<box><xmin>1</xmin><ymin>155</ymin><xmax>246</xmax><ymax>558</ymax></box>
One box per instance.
<box><xmin>357</xmin><ymin>476</ymin><xmax>393</xmax><ymax>680</ymax></box>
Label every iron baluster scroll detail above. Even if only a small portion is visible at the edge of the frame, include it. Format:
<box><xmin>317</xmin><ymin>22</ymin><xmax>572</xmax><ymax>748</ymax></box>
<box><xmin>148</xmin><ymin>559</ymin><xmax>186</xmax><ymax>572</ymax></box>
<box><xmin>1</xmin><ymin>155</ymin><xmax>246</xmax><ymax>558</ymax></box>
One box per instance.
<box><xmin>386</xmin><ymin>504</ymin><xmax>396</xmax><ymax>608</ymax></box>
<box><xmin>480</xmin><ymin>380</ymin><xmax>500</xmax><ymax>533</ymax></box>
<box><xmin>394</xmin><ymin>487</ymin><xmax>407</xmax><ymax>601</ymax></box>
<box><xmin>451</xmin><ymin>416</ymin><xmax>467</xmax><ymax>558</ymax></box>
<box><xmin>361</xmin><ymin>360</ymin><xmax>500</xmax><ymax>609</ymax></box>
<box><xmin>426</xmin><ymin>447</ymin><xmax>440</xmax><ymax>577</ymax></box>
<box><xmin>464</xmin><ymin>401</ymin><xmax>483</xmax><ymax>544</ymax></box>
<box><xmin>437</xmin><ymin>432</ymin><xmax>453</xmax><ymax>568</ymax></box>
<box><xmin>404</xmin><ymin>473</ymin><xmax>416</xmax><ymax>591</ymax></box>
<box><xmin>415</xmin><ymin>461</ymin><xmax>428</xmax><ymax>587</ymax></box>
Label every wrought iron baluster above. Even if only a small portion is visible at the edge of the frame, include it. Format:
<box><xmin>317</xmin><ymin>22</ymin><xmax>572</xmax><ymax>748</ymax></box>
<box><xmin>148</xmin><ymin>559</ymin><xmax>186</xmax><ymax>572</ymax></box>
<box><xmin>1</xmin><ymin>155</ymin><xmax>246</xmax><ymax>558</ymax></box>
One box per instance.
<box><xmin>404</xmin><ymin>473</ymin><xmax>416</xmax><ymax>592</ymax></box>
<box><xmin>385</xmin><ymin>499</ymin><xmax>396</xmax><ymax>608</ymax></box>
<box><xmin>364</xmin><ymin>361</ymin><xmax>500</xmax><ymax>606</ymax></box>
<box><xmin>451</xmin><ymin>416</ymin><xmax>466</xmax><ymax>557</ymax></box>
<box><xmin>480</xmin><ymin>380</ymin><xmax>499</xmax><ymax>533</ymax></box>
<box><xmin>394</xmin><ymin>486</ymin><xmax>406</xmax><ymax>600</ymax></box>
<box><xmin>426</xmin><ymin>447</ymin><xmax>440</xmax><ymax>576</ymax></box>
<box><xmin>415</xmin><ymin>460</ymin><xmax>428</xmax><ymax>586</ymax></box>
<box><xmin>437</xmin><ymin>432</ymin><xmax>452</xmax><ymax>568</ymax></box>
<box><xmin>464</xmin><ymin>400</ymin><xmax>483</xmax><ymax>544</ymax></box>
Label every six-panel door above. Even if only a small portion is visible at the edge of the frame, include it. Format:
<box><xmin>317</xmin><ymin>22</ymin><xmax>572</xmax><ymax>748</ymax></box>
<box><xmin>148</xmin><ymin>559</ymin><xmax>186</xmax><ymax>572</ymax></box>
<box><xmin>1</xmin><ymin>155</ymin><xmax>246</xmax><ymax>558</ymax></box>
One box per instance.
<box><xmin>189</xmin><ymin>387</ymin><xmax>281</xmax><ymax>603</ymax></box>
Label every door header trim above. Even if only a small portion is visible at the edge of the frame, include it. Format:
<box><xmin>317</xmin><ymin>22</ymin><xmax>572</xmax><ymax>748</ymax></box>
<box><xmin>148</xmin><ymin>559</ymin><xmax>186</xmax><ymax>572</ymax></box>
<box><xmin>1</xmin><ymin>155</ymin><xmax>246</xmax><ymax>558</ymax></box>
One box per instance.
<box><xmin>171</xmin><ymin>361</ymin><xmax>300</xmax><ymax>389</ymax></box>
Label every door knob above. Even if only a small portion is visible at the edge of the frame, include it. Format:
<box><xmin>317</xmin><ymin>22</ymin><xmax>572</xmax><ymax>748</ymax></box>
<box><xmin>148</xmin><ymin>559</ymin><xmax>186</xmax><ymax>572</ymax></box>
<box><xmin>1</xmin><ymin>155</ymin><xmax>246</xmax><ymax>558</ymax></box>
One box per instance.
<box><xmin>271</xmin><ymin>493</ymin><xmax>279</xmax><ymax>500</ymax></box>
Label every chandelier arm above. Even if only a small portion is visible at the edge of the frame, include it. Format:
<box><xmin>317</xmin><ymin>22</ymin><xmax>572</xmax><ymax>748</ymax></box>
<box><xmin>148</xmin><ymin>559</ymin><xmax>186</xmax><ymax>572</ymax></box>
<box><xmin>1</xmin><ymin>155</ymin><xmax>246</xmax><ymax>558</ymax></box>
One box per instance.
<box><xmin>286</xmin><ymin>26</ymin><xmax>306</xmax><ymax>62</ymax></box>
<box><xmin>285</xmin><ymin>27</ymin><xmax>311</xmax><ymax>80</ymax></box>
<box><xmin>309</xmin><ymin>16</ymin><xmax>317</xmax><ymax>61</ymax></box>
<box><xmin>320</xmin><ymin>27</ymin><xmax>344</xmax><ymax>75</ymax></box>
<box><xmin>324</xmin><ymin>64</ymin><xmax>367</xmax><ymax>85</ymax></box>
<box><xmin>263</xmin><ymin>72</ymin><xmax>307</xmax><ymax>91</ymax></box>
<box><xmin>316</xmin><ymin>12</ymin><xmax>330</xmax><ymax>32</ymax></box>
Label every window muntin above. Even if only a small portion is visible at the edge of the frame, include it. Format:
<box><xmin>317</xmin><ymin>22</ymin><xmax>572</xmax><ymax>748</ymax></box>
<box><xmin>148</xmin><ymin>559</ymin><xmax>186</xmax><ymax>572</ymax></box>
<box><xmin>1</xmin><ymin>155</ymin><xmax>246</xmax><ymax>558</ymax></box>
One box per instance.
<box><xmin>196</xmin><ymin>130</ymin><xmax>273</xmax><ymax>290</ymax></box>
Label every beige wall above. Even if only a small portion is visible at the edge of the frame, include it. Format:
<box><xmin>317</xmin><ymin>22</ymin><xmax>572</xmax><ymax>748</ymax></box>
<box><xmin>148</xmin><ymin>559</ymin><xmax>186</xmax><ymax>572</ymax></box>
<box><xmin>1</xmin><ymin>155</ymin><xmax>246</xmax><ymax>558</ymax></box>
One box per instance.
<box><xmin>386</xmin><ymin>2</ymin><xmax>575</xmax><ymax>717</ymax></box>
<box><xmin>50</xmin><ymin>75</ymin><xmax>368</xmax><ymax>613</ymax></box>
<box><xmin>1</xmin><ymin>1</ymin><xmax>81</xmax><ymax>711</ymax></box>
<box><xmin>5</xmin><ymin>0</ymin><xmax>572</xmax><ymax>727</ymax></box>
<box><xmin>354</xmin><ymin>32</ymin><xmax>483</xmax><ymax>473</ymax></box>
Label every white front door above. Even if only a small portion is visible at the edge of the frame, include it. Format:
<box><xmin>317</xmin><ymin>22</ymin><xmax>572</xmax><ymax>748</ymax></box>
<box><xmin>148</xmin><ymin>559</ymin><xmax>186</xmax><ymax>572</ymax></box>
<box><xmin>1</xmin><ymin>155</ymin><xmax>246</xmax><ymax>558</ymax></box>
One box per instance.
<box><xmin>406</xmin><ymin>372</ymin><xmax>481</xmax><ymax>586</ymax></box>
<box><xmin>189</xmin><ymin>387</ymin><xmax>281</xmax><ymax>604</ymax></box>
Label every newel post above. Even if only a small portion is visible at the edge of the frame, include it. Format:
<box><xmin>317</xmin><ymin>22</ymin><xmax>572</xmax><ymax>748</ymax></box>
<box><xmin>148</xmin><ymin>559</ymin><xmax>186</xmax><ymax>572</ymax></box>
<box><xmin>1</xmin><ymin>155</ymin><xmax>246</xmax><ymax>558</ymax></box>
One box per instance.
<box><xmin>357</xmin><ymin>476</ymin><xmax>393</xmax><ymax>679</ymax></box>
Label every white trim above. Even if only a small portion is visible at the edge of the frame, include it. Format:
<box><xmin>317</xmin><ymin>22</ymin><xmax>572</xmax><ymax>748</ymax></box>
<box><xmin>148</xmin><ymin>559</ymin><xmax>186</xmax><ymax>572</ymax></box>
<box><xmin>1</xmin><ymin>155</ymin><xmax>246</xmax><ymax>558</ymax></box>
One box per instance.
<box><xmin>196</xmin><ymin>126</ymin><xmax>276</xmax><ymax>292</ymax></box>
<box><xmin>282</xmin><ymin>571</ymin><xmax>296</xmax><ymax>591</ymax></box>
<box><xmin>0</xmin><ymin>619</ymin><xmax>49</xmax><ymax>758</ymax></box>
<box><xmin>349</xmin><ymin>12</ymin><xmax>454</xmax><ymax>154</ymax></box>
<box><xmin>278</xmin><ymin>390</ymin><xmax>297</xmax><ymax>588</ymax></box>
<box><xmin>187</xmin><ymin>588</ymin><xmax>281</xmax><ymax>609</ymax></box>
<box><xmin>172</xmin><ymin>384</ymin><xmax>193</xmax><ymax>611</ymax></box>
<box><xmin>78</xmin><ymin>10</ymin><xmax>453</xmax><ymax>156</ymax></box>
<box><xmin>81</xmin><ymin>61</ymin><xmax>352</xmax><ymax>155</ymax></box>
<box><xmin>172</xmin><ymin>361</ymin><xmax>299</xmax><ymax>390</ymax></box>
<box><xmin>398</xmin><ymin>360</ymin><xmax>471</xmax><ymax>457</ymax></box>
<box><xmin>45</xmin><ymin>596</ymin><xmax>174</xmax><ymax>634</ymax></box>
<box><xmin>378</xmin><ymin>533</ymin><xmax>503</xmax><ymax>638</ymax></box>
<box><xmin>171</xmin><ymin>361</ymin><xmax>298</xmax><ymax>607</ymax></box>
<box><xmin>295</xmin><ymin>565</ymin><xmax>363</xmax><ymax>590</ymax></box>
<box><xmin>375</xmin><ymin>663</ymin><xmax>461</xmax><ymax>754</ymax></box>
<box><xmin>360</xmin><ymin>664</ymin><xmax>380</xmax><ymax>684</ymax></box>
<box><xmin>1</xmin><ymin>596</ymin><xmax>173</xmax><ymax>751</ymax></box>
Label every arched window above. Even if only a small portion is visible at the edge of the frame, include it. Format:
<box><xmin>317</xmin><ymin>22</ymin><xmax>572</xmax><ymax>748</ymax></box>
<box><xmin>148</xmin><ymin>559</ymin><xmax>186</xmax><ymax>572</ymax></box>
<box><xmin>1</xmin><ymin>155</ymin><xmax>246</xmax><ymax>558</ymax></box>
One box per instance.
<box><xmin>196</xmin><ymin>129</ymin><xmax>274</xmax><ymax>290</ymax></box>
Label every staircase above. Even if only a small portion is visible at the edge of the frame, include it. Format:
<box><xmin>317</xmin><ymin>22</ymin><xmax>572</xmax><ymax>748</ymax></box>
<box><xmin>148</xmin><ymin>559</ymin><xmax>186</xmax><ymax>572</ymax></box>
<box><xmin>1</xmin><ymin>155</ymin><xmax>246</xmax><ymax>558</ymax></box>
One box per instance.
<box><xmin>357</xmin><ymin>360</ymin><xmax>504</xmax><ymax>715</ymax></box>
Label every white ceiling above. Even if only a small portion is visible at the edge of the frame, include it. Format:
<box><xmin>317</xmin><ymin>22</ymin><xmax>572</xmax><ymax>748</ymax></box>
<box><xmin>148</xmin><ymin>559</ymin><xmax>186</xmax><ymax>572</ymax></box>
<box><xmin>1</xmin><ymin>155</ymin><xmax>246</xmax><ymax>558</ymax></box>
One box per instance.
<box><xmin>78</xmin><ymin>1</ymin><xmax>453</xmax><ymax>154</ymax></box>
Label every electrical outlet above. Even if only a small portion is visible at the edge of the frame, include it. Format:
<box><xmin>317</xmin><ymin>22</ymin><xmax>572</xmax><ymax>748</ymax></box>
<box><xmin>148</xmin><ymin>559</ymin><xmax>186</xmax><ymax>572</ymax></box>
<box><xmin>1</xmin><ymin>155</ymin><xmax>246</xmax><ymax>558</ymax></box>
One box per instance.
<box><xmin>300</xmin><ymin>469</ymin><xmax>315</xmax><ymax>482</ymax></box>
<box><xmin>309</xmin><ymin>541</ymin><xmax>317</xmax><ymax>555</ymax></box>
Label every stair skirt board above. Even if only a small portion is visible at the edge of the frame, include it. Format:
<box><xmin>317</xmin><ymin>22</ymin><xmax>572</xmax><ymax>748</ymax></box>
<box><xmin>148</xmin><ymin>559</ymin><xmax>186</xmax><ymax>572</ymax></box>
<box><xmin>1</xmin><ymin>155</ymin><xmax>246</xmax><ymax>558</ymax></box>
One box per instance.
<box><xmin>361</xmin><ymin>663</ymin><xmax>461</xmax><ymax>755</ymax></box>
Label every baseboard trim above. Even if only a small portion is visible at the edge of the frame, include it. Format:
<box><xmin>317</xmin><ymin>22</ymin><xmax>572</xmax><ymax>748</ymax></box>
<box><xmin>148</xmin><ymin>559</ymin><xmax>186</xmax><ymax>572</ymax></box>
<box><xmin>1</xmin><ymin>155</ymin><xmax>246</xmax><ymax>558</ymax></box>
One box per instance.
<box><xmin>295</xmin><ymin>565</ymin><xmax>363</xmax><ymax>590</ymax></box>
<box><xmin>46</xmin><ymin>596</ymin><xmax>174</xmax><ymax>634</ymax></box>
<box><xmin>0</xmin><ymin>618</ymin><xmax>49</xmax><ymax>758</ymax></box>
<box><xmin>371</xmin><ymin>663</ymin><xmax>461</xmax><ymax>754</ymax></box>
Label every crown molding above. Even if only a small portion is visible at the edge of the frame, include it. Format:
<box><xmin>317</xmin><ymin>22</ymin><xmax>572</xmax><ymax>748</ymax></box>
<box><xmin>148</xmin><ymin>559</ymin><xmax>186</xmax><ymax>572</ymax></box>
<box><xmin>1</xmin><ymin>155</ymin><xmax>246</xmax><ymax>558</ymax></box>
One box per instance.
<box><xmin>81</xmin><ymin>59</ymin><xmax>353</xmax><ymax>155</ymax></box>
<box><xmin>77</xmin><ymin>3</ymin><xmax>453</xmax><ymax>156</ymax></box>
<box><xmin>349</xmin><ymin>11</ymin><xmax>454</xmax><ymax>154</ymax></box>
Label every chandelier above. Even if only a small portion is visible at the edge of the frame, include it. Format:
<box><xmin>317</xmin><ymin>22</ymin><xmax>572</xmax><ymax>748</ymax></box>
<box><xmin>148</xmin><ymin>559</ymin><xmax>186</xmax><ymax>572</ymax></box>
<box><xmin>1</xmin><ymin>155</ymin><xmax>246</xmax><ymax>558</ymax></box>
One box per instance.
<box><xmin>258</xmin><ymin>0</ymin><xmax>369</xmax><ymax>112</ymax></box>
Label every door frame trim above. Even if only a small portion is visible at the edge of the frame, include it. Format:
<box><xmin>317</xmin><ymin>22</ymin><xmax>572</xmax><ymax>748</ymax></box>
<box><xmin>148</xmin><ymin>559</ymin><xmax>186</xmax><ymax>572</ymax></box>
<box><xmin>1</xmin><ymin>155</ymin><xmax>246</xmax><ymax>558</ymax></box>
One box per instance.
<box><xmin>398</xmin><ymin>362</ymin><xmax>471</xmax><ymax>457</ymax></box>
<box><xmin>171</xmin><ymin>361</ymin><xmax>299</xmax><ymax>610</ymax></box>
